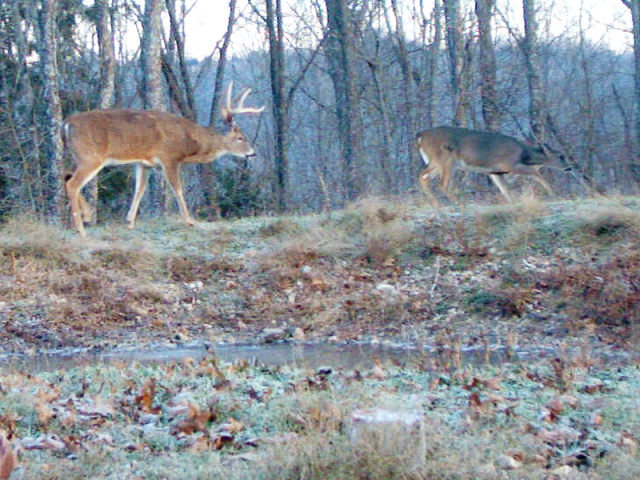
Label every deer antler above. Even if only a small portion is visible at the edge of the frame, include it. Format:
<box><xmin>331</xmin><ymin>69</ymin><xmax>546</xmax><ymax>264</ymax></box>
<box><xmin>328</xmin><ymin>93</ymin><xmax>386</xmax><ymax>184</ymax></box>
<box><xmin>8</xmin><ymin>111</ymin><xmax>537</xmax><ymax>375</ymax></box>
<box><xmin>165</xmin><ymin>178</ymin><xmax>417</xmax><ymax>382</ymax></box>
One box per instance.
<box><xmin>222</xmin><ymin>81</ymin><xmax>265</xmax><ymax>124</ymax></box>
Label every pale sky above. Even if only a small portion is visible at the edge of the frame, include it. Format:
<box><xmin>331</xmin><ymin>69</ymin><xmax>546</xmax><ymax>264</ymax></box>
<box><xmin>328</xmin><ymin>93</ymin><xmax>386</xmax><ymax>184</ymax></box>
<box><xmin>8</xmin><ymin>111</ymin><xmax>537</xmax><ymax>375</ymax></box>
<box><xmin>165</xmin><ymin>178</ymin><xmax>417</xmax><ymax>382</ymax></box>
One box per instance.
<box><xmin>148</xmin><ymin>0</ymin><xmax>633</xmax><ymax>60</ymax></box>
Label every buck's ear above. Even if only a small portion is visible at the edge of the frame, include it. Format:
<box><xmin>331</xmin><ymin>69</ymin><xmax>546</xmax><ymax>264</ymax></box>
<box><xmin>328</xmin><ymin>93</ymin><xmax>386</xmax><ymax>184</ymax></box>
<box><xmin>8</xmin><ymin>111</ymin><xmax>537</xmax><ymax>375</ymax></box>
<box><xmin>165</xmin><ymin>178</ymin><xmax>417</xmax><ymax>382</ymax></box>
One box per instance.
<box><xmin>221</xmin><ymin>107</ymin><xmax>233</xmax><ymax>125</ymax></box>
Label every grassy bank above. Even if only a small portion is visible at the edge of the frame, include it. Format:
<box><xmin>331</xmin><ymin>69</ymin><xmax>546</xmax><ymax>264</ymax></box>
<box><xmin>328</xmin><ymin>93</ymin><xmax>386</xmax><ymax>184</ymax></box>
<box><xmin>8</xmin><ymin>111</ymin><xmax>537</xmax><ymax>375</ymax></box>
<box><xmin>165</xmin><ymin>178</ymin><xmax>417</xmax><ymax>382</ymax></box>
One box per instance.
<box><xmin>1</xmin><ymin>195</ymin><xmax>640</xmax><ymax>477</ymax></box>
<box><xmin>1</xmin><ymin>195</ymin><xmax>640</xmax><ymax>354</ymax></box>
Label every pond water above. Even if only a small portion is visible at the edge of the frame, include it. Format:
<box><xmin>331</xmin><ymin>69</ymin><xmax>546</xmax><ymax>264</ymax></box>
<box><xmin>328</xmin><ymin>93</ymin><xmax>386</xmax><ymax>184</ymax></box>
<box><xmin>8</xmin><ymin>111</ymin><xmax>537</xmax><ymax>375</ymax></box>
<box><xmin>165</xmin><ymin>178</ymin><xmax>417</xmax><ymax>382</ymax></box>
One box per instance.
<box><xmin>0</xmin><ymin>341</ymin><xmax>580</xmax><ymax>373</ymax></box>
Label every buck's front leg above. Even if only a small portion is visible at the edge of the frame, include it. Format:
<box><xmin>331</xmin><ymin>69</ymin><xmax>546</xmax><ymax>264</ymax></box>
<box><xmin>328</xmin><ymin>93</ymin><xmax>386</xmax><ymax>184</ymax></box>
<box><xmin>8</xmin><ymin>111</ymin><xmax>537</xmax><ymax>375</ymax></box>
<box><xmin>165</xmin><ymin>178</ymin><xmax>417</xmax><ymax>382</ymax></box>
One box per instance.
<box><xmin>65</xmin><ymin>165</ymin><xmax>100</xmax><ymax>237</ymax></box>
<box><xmin>162</xmin><ymin>162</ymin><xmax>195</xmax><ymax>227</ymax></box>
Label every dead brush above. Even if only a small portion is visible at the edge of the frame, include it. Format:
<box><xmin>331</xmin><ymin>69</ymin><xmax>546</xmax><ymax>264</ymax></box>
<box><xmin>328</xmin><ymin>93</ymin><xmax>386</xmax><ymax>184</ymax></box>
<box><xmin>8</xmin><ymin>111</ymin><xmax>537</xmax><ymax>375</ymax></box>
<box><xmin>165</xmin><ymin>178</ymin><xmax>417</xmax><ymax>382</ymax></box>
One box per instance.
<box><xmin>258</xmin><ymin>218</ymin><xmax>302</xmax><ymax>238</ymax></box>
<box><xmin>339</xmin><ymin>197</ymin><xmax>413</xmax><ymax>264</ymax></box>
<box><xmin>474</xmin><ymin>201</ymin><xmax>548</xmax><ymax>254</ymax></box>
<box><xmin>0</xmin><ymin>216</ymin><xmax>79</xmax><ymax>266</ymax></box>
<box><xmin>541</xmin><ymin>246</ymin><xmax>640</xmax><ymax>326</ymax></box>
<box><xmin>166</xmin><ymin>255</ymin><xmax>237</xmax><ymax>281</ymax></box>
<box><xmin>255</xmin><ymin>240</ymin><xmax>321</xmax><ymax>287</ymax></box>
<box><xmin>572</xmin><ymin>202</ymin><xmax>640</xmax><ymax>244</ymax></box>
<box><xmin>91</xmin><ymin>245</ymin><xmax>163</xmax><ymax>278</ymax></box>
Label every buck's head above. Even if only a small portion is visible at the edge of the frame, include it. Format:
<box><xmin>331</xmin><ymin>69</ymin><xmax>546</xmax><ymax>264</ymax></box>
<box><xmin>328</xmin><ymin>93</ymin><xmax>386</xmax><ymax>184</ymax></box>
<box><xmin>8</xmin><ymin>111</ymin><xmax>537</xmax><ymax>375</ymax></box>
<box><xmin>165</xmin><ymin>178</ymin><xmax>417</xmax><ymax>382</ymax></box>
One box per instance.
<box><xmin>221</xmin><ymin>124</ymin><xmax>256</xmax><ymax>158</ymax></box>
<box><xmin>221</xmin><ymin>82</ymin><xmax>264</xmax><ymax>159</ymax></box>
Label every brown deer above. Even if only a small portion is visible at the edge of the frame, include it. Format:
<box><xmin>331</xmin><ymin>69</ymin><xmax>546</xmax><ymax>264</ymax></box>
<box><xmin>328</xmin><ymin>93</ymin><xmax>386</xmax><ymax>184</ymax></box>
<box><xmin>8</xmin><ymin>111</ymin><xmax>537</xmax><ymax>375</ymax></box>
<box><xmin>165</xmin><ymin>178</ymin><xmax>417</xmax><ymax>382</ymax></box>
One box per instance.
<box><xmin>416</xmin><ymin>126</ymin><xmax>570</xmax><ymax>208</ymax></box>
<box><xmin>64</xmin><ymin>83</ymin><xmax>264</xmax><ymax>237</ymax></box>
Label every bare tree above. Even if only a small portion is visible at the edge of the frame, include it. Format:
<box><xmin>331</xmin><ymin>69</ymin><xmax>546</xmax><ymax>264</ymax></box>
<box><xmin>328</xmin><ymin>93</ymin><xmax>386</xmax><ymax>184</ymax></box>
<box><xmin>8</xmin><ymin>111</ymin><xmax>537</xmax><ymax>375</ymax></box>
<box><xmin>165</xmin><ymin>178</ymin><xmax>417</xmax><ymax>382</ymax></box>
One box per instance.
<box><xmin>522</xmin><ymin>0</ymin><xmax>546</xmax><ymax>140</ymax></box>
<box><xmin>198</xmin><ymin>0</ymin><xmax>238</xmax><ymax>220</ymax></box>
<box><xmin>37</xmin><ymin>0</ymin><xmax>64</xmax><ymax>221</ymax></box>
<box><xmin>388</xmin><ymin>0</ymin><xmax>418</xmax><ymax>186</ymax></box>
<box><xmin>140</xmin><ymin>0</ymin><xmax>166</xmax><ymax>215</ymax></box>
<box><xmin>621</xmin><ymin>0</ymin><xmax>640</xmax><ymax>162</ymax></box>
<box><xmin>266</xmin><ymin>0</ymin><xmax>289</xmax><ymax>211</ymax></box>
<box><xmin>141</xmin><ymin>0</ymin><xmax>164</xmax><ymax>110</ymax></box>
<box><xmin>415</xmin><ymin>0</ymin><xmax>442</xmax><ymax>130</ymax></box>
<box><xmin>209</xmin><ymin>0</ymin><xmax>237</xmax><ymax>128</ymax></box>
<box><xmin>475</xmin><ymin>0</ymin><xmax>499</xmax><ymax>131</ymax></box>
<box><xmin>0</xmin><ymin>0</ymin><xmax>39</xmax><ymax>215</ymax></box>
<box><xmin>164</xmin><ymin>0</ymin><xmax>196</xmax><ymax>120</ymax></box>
<box><xmin>443</xmin><ymin>0</ymin><xmax>466</xmax><ymax>126</ymax></box>
<box><xmin>324</xmin><ymin>0</ymin><xmax>364</xmax><ymax>200</ymax></box>
<box><xmin>83</xmin><ymin>0</ymin><xmax>116</xmax><ymax>224</ymax></box>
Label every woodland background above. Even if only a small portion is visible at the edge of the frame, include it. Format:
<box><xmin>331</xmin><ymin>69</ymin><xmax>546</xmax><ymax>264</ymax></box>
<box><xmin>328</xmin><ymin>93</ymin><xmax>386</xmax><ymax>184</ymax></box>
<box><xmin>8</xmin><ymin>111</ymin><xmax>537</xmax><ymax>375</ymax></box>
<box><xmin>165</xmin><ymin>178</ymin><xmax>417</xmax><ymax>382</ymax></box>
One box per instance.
<box><xmin>1</xmin><ymin>0</ymin><xmax>639</xmax><ymax>224</ymax></box>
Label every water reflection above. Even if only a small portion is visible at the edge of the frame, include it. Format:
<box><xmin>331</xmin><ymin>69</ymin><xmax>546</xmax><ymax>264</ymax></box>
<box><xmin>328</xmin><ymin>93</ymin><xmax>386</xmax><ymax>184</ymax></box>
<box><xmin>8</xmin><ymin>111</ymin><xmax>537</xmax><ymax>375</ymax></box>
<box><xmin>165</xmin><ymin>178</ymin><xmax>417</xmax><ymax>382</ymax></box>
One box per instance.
<box><xmin>0</xmin><ymin>341</ymin><xmax>590</xmax><ymax>373</ymax></box>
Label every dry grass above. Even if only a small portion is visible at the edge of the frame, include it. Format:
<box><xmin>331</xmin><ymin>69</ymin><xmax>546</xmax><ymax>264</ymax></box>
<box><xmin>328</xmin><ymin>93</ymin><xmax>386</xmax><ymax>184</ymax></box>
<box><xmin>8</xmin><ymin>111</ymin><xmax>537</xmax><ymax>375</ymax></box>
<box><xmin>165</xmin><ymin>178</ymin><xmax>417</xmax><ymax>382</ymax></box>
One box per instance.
<box><xmin>2</xmin><ymin>196</ymin><xmax>640</xmax><ymax>477</ymax></box>
<box><xmin>2</xmin><ymin>194</ymin><xmax>640</xmax><ymax>352</ymax></box>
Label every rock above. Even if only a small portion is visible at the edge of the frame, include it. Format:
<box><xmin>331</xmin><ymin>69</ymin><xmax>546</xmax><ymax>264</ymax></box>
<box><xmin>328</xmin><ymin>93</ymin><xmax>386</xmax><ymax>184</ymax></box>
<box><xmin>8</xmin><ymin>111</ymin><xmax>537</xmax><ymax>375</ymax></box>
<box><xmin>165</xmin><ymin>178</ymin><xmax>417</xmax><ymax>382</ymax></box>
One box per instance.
<box><xmin>375</xmin><ymin>283</ymin><xmax>397</xmax><ymax>294</ymax></box>
<box><xmin>260</xmin><ymin>328</ymin><xmax>286</xmax><ymax>343</ymax></box>
<box><xmin>293</xmin><ymin>327</ymin><xmax>305</xmax><ymax>340</ymax></box>
<box><xmin>350</xmin><ymin>408</ymin><xmax>426</xmax><ymax>470</ymax></box>
<box><xmin>496</xmin><ymin>454</ymin><xmax>521</xmax><ymax>470</ymax></box>
<box><xmin>548</xmin><ymin>465</ymin><xmax>574</xmax><ymax>477</ymax></box>
<box><xmin>316</xmin><ymin>366</ymin><xmax>332</xmax><ymax>375</ymax></box>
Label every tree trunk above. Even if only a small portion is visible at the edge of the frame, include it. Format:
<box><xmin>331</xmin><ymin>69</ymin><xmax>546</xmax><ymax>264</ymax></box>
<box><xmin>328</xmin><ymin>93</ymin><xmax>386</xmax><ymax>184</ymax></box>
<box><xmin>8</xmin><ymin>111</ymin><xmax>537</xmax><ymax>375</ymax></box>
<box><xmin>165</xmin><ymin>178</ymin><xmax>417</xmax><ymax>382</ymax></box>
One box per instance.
<box><xmin>324</xmin><ymin>0</ymin><xmax>364</xmax><ymax>201</ymax></box>
<box><xmin>266</xmin><ymin>0</ymin><xmax>288</xmax><ymax>211</ymax></box>
<box><xmin>475</xmin><ymin>0</ymin><xmax>499</xmax><ymax>131</ymax></box>
<box><xmin>386</xmin><ymin>0</ymin><xmax>414</xmax><ymax>191</ymax></box>
<box><xmin>443</xmin><ymin>0</ymin><xmax>465</xmax><ymax>126</ymax></box>
<box><xmin>165</xmin><ymin>0</ymin><xmax>196</xmax><ymax>120</ymax></box>
<box><xmin>416</xmin><ymin>0</ymin><xmax>442</xmax><ymax>130</ymax></box>
<box><xmin>141</xmin><ymin>0</ymin><xmax>164</xmax><ymax>110</ymax></box>
<box><xmin>96</xmin><ymin>0</ymin><xmax>116</xmax><ymax>109</ymax></box>
<box><xmin>37</xmin><ymin>0</ymin><xmax>64</xmax><ymax>222</ymax></box>
<box><xmin>140</xmin><ymin>0</ymin><xmax>166</xmax><ymax>218</ymax></box>
<box><xmin>621</xmin><ymin>0</ymin><xmax>640</xmax><ymax>164</ymax></box>
<box><xmin>86</xmin><ymin>0</ymin><xmax>116</xmax><ymax>225</ymax></box>
<box><xmin>522</xmin><ymin>0</ymin><xmax>546</xmax><ymax>141</ymax></box>
<box><xmin>201</xmin><ymin>0</ymin><xmax>237</xmax><ymax>220</ymax></box>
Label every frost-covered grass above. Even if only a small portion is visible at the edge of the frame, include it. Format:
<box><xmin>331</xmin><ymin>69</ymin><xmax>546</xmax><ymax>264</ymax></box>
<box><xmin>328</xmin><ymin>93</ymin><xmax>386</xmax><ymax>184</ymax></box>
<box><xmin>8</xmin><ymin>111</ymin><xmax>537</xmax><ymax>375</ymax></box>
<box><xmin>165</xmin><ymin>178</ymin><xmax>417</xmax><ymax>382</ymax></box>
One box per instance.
<box><xmin>1</xmin><ymin>355</ymin><xmax>640</xmax><ymax>479</ymax></box>
<box><xmin>2</xmin><ymin>195</ymin><xmax>640</xmax><ymax>477</ymax></box>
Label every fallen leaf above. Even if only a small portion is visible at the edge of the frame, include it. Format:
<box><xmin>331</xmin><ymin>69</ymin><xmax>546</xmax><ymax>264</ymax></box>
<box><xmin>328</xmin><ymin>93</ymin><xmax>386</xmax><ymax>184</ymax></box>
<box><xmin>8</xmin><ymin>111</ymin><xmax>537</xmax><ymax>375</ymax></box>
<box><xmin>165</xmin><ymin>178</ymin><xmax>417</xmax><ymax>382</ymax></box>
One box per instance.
<box><xmin>218</xmin><ymin>417</ymin><xmax>244</xmax><ymax>435</ymax></box>
<box><xmin>36</xmin><ymin>403</ymin><xmax>55</xmax><ymax>427</ymax></box>
<box><xmin>212</xmin><ymin>433</ymin><xmax>234</xmax><ymax>450</ymax></box>
<box><xmin>171</xmin><ymin>402</ymin><xmax>217</xmax><ymax>436</ymax></box>
<box><xmin>482</xmin><ymin>376</ymin><xmax>502</xmax><ymax>391</ymax></box>
<box><xmin>496</xmin><ymin>454</ymin><xmax>521</xmax><ymax>470</ymax></box>
<box><xmin>185</xmin><ymin>435</ymin><xmax>210</xmax><ymax>453</ymax></box>
<box><xmin>21</xmin><ymin>434</ymin><xmax>66</xmax><ymax>451</ymax></box>
<box><xmin>618</xmin><ymin>432</ymin><xmax>638</xmax><ymax>455</ymax></box>
<box><xmin>372</xmin><ymin>359</ymin><xmax>385</xmax><ymax>380</ymax></box>
<box><xmin>77</xmin><ymin>397</ymin><xmax>116</xmax><ymax>419</ymax></box>
<box><xmin>592</xmin><ymin>413</ymin><xmax>603</xmax><ymax>426</ymax></box>
<box><xmin>546</xmin><ymin>397</ymin><xmax>564</xmax><ymax>422</ymax></box>
<box><xmin>135</xmin><ymin>378</ymin><xmax>160</xmax><ymax>414</ymax></box>
<box><xmin>36</xmin><ymin>386</ymin><xmax>60</xmax><ymax>404</ymax></box>
<box><xmin>0</xmin><ymin>432</ymin><xmax>15</xmax><ymax>480</ymax></box>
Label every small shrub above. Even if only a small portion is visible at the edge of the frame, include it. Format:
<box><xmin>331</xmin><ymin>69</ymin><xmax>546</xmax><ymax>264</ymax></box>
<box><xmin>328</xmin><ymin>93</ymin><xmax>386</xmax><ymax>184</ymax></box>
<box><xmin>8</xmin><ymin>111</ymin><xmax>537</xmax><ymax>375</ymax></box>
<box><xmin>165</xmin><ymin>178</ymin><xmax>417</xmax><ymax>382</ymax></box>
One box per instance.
<box><xmin>541</xmin><ymin>247</ymin><xmax>640</xmax><ymax>325</ymax></box>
